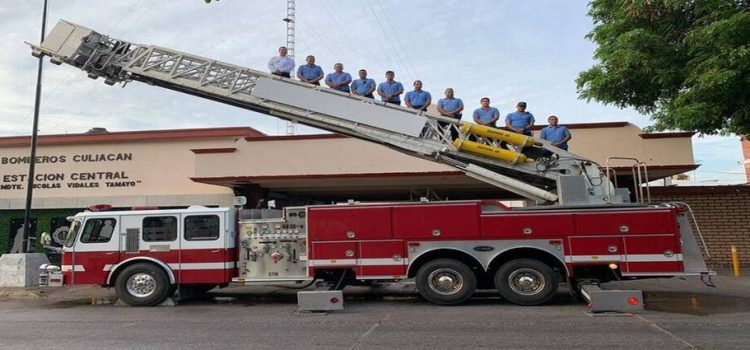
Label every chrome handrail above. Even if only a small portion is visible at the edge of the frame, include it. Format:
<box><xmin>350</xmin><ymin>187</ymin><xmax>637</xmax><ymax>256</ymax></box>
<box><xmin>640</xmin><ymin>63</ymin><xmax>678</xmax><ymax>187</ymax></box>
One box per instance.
<box><xmin>605</xmin><ymin>157</ymin><xmax>651</xmax><ymax>204</ymax></box>
<box><xmin>671</xmin><ymin>201</ymin><xmax>711</xmax><ymax>258</ymax></box>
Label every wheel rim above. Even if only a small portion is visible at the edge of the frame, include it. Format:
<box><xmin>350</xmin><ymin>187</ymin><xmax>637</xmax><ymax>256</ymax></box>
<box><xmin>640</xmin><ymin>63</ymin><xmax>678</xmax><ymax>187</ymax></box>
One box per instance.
<box><xmin>126</xmin><ymin>272</ymin><xmax>157</xmax><ymax>298</ymax></box>
<box><xmin>507</xmin><ymin>268</ymin><xmax>545</xmax><ymax>296</ymax></box>
<box><xmin>427</xmin><ymin>268</ymin><xmax>464</xmax><ymax>295</ymax></box>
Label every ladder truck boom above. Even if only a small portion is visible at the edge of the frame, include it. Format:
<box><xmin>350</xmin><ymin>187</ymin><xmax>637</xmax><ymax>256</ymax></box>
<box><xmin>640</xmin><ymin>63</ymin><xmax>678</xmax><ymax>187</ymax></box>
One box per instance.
<box><xmin>28</xmin><ymin>20</ymin><xmax>621</xmax><ymax>205</ymax></box>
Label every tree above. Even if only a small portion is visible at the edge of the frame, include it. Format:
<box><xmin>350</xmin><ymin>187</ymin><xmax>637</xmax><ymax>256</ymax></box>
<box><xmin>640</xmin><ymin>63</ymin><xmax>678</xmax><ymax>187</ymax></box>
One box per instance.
<box><xmin>577</xmin><ymin>0</ymin><xmax>750</xmax><ymax>135</ymax></box>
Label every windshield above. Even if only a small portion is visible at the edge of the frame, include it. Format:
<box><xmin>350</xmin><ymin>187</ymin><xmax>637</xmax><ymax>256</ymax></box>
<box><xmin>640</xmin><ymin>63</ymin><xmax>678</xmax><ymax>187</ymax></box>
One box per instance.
<box><xmin>64</xmin><ymin>219</ymin><xmax>82</xmax><ymax>248</ymax></box>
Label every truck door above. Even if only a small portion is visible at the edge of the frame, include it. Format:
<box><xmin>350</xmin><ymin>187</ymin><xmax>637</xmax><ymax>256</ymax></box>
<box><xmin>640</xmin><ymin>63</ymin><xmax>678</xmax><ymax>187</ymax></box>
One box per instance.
<box><xmin>179</xmin><ymin>211</ymin><xmax>228</xmax><ymax>284</ymax></box>
<box><xmin>68</xmin><ymin>216</ymin><xmax>120</xmax><ymax>285</ymax></box>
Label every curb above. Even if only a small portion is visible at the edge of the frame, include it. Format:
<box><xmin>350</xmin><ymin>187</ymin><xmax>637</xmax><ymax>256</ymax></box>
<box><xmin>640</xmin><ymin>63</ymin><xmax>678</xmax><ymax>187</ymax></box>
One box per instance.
<box><xmin>0</xmin><ymin>290</ymin><xmax>45</xmax><ymax>299</ymax></box>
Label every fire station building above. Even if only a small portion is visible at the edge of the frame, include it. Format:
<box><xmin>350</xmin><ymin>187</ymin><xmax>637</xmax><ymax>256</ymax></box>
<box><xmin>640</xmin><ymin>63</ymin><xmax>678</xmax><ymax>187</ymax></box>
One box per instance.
<box><xmin>1</xmin><ymin>122</ymin><xmax>747</xmax><ymax>267</ymax></box>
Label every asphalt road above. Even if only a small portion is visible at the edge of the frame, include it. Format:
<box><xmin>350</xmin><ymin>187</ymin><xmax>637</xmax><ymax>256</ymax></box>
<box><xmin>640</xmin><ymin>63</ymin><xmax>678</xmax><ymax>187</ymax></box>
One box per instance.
<box><xmin>1</xmin><ymin>277</ymin><xmax>749</xmax><ymax>350</ymax></box>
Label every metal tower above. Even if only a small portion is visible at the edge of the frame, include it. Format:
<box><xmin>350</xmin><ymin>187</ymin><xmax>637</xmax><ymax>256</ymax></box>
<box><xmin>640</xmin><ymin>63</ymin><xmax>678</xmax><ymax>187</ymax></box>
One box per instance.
<box><xmin>284</xmin><ymin>0</ymin><xmax>297</xmax><ymax>135</ymax></box>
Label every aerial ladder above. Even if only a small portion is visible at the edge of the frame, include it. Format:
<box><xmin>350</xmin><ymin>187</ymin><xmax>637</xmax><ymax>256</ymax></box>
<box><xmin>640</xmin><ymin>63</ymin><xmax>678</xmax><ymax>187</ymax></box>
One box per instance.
<box><xmin>29</xmin><ymin>20</ymin><xmax>628</xmax><ymax>205</ymax></box>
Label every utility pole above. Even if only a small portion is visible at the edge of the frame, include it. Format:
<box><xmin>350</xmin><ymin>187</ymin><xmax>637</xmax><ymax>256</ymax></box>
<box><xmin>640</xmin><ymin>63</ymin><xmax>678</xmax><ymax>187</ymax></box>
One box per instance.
<box><xmin>22</xmin><ymin>0</ymin><xmax>48</xmax><ymax>253</ymax></box>
<box><xmin>284</xmin><ymin>0</ymin><xmax>297</xmax><ymax>135</ymax></box>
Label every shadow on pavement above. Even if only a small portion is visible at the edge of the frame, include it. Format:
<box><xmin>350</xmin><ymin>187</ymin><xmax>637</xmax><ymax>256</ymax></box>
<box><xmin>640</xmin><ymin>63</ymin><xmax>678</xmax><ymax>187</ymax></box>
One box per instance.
<box><xmin>644</xmin><ymin>291</ymin><xmax>750</xmax><ymax>316</ymax></box>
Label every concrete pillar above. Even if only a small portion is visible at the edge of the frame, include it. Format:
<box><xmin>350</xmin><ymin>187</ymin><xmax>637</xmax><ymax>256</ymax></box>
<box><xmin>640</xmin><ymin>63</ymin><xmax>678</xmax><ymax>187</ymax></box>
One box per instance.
<box><xmin>0</xmin><ymin>253</ymin><xmax>50</xmax><ymax>287</ymax></box>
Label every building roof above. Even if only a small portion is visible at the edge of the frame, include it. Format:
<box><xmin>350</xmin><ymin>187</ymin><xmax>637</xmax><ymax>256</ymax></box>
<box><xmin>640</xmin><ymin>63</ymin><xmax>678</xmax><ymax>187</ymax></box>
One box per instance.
<box><xmin>0</xmin><ymin>127</ymin><xmax>265</xmax><ymax>147</ymax></box>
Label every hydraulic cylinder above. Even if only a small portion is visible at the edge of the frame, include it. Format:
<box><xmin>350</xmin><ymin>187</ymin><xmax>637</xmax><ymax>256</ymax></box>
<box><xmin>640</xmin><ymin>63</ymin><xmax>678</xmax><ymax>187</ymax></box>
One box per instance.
<box><xmin>453</xmin><ymin>139</ymin><xmax>528</xmax><ymax>164</ymax></box>
<box><xmin>460</xmin><ymin>123</ymin><xmax>535</xmax><ymax>147</ymax></box>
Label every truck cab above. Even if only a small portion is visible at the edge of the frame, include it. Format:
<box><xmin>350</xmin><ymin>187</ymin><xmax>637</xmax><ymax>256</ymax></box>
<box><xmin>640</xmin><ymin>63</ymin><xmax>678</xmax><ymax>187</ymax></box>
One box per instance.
<box><xmin>60</xmin><ymin>206</ymin><xmax>236</xmax><ymax>306</ymax></box>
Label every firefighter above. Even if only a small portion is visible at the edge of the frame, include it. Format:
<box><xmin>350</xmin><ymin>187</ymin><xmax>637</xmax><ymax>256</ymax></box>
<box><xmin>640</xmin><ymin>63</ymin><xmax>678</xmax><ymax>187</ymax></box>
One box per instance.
<box><xmin>267</xmin><ymin>46</ymin><xmax>295</xmax><ymax>78</ymax></box>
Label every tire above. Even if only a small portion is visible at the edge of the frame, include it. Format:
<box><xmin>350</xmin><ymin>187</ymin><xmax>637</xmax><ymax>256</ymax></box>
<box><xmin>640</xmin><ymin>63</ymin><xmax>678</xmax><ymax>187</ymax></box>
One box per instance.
<box><xmin>115</xmin><ymin>263</ymin><xmax>173</xmax><ymax>306</ymax></box>
<box><xmin>415</xmin><ymin>259</ymin><xmax>476</xmax><ymax>305</ymax></box>
<box><xmin>494</xmin><ymin>258</ymin><xmax>559</xmax><ymax>306</ymax></box>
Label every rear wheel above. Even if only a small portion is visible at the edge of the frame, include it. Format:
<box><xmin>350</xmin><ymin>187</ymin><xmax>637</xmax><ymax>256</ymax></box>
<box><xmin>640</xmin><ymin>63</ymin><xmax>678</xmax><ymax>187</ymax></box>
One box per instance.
<box><xmin>115</xmin><ymin>263</ymin><xmax>172</xmax><ymax>306</ymax></box>
<box><xmin>415</xmin><ymin>259</ymin><xmax>476</xmax><ymax>305</ymax></box>
<box><xmin>495</xmin><ymin>258</ymin><xmax>558</xmax><ymax>306</ymax></box>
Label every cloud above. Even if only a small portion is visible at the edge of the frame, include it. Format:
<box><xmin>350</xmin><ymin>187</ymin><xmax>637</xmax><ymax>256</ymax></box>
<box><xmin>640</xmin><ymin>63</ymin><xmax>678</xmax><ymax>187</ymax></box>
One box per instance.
<box><xmin>0</xmin><ymin>0</ymin><xmax>743</xmax><ymax>183</ymax></box>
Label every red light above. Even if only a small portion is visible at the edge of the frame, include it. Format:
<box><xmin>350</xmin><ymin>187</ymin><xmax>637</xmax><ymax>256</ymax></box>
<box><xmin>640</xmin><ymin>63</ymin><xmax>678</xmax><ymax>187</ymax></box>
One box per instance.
<box><xmin>627</xmin><ymin>297</ymin><xmax>640</xmax><ymax>305</ymax></box>
<box><xmin>408</xmin><ymin>242</ymin><xmax>421</xmax><ymax>247</ymax></box>
<box><xmin>330</xmin><ymin>297</ymin><xmax>339</xmax><ymax>304</ymax></box>
<box><xmin>87</xmin><ymin>204</ymin><xmax>112</xmax><ymax>212</ymax></box>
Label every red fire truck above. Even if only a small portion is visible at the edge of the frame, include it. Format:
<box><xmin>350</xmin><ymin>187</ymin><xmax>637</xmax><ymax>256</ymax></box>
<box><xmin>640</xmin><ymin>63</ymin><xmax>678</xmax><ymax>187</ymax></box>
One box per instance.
<box><xmin>32</xmin><ymin>21</ymin><xmax>712</xmax><ymax>306</ymax></box>
<box><xmin>60</xmin><ymin>200</ymin><xmax>709</xmax><ymax>307</ymax></box>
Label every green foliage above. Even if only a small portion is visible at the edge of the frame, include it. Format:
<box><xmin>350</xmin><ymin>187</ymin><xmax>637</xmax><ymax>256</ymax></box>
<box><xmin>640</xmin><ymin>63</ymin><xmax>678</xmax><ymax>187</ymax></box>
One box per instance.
<box><xmin>577</xmin><ymin>0</ymin><xmax>750</xmax><ymax>135</ymax></box>
<box><xmin>0</xmin><ymin>209</ymin><xmax>78</xmax><ymax>254</ymax></box>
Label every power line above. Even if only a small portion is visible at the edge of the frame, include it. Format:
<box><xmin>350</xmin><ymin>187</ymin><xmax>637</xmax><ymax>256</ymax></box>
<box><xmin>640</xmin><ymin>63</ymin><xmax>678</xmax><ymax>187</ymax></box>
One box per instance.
<box><xmin>112</xmin><ymin>1</ymin><xmax>158</xmax><ymax>38</ymax></box>
<box><xmin>106</xmin><ymin>0</ymin><xmax>143</xmax><ymax>34</ymax></box>
<box><xmin>197</xmin><ymin>9</ymin><xmax>284</xmax><ymax>54</ymax></box>
<box><xmin>365</xmin><ymin>1</ymin><xmax>415</xmax><ymax>83</ymax></box>
<box><xmin>356</xmin><ymin>3</ymin><xmax>402</xmax><ymax>78</ymax></box>
<box><xmin>317</xmin><ymin>0</ymin><xmax>381</xmax><ymax>63</ymax></box>
<box><xmin>373</xmin><ymin>1</ymin><xmax>419</xmax><ymax>79</ymax></box>
<box><xmin>161</xmin><ymin>0</ymin><xmax>233</xmax><ymax>46</ymax></box>
<box><xmin>297</xmin><ymin>19</ymin><xmax>339</xmax><ymax>58</ymax></box>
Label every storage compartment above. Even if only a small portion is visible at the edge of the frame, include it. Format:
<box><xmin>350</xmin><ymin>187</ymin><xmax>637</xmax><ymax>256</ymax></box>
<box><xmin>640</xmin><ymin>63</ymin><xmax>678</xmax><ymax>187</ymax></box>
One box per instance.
<box><xmin>308</xmin><ymin>207</ymin><xmax>392</xmax><ymax>240</ymax></box>
<box><xmin>574</xmin><ymin>210</ymin><xmax>677</xmax><ymax>236</ymax></box>
<box><xmin>311</xmin><ymin>242</ymin><xmax>357</xmax><ymax>262</ymax></box>
<box><xmin>624</xmin><ymin>235</ymin><xmax>683</xmax><ymax>273</ymax></box>
<box><xmin>392</xmin><ymin>203</ymin><xmax>479</xmax><ymax>239</ymax></box>
<box><xmin>481</xmin><ymin>213</ymin><xmax>574</xmax><ymax>238</ymax></box>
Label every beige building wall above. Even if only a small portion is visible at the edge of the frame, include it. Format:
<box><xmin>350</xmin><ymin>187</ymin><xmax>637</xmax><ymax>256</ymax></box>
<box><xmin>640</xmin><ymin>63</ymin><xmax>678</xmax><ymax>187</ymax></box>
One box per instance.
<box><xmin>542</xmin><ymin>123</ymin><xmax>694</xmax><ymax>167</ymax></box>
<box><xmin>0</xmin><ymin>129</ymin><xmax>258</xmax><ymax>209</ymax></box>
<box><xmin>195</xmin><ymin>123</ymin><xmax>695</xmax><ymax>179</ymax></box>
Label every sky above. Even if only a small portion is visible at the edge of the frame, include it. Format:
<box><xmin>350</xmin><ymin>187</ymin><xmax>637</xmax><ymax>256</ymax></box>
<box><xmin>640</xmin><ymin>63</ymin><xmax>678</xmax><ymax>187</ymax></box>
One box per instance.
<box><xmin>0</xmin><ymin>0</ymin><xmax>746</xmax><ymax>184</ymax></box>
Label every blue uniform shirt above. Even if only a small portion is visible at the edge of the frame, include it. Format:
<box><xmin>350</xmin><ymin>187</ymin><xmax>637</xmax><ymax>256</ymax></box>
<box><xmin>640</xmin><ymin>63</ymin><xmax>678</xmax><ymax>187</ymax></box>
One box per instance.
<box><xmin>297</xmin><ymin>64</ymin><xmax>324</xmax><ymax>81</ymax></box>
<box><xmin>438</xmin><ymin>98</ymin><xmax>463</xmax><ymax>115</ymax></box>
<box><xmin>540</xmin><ymin>125</ymin><xmax>571</xmax><ymax>150</ymax></box>
<box><xmin>405</xmin><ymin>90</ymin><xmax>431</xmax><ymax>108</ymax></box>
<box><xmin>473</xmin><ymin>107</ymin><xmax>500</xmax><ymax>123</ymax></box>
<box><xmin>325</xmin><ymin>72</ymin><xmax>352</xmax><ymax>92</ymax></box>
<box><xmin>506</xmin><ymin>112</ymin><xmax>535</xmax><ymax>129</ymax></box>
<box><xmin>351</xmin><ymin>78</ymin><xmax>376</xmax><ymax>96</ymax></box>
<box><xmin>378</xmin><ymin>81</ymin><xmax>404</xmax><ymax>103</ymax></box>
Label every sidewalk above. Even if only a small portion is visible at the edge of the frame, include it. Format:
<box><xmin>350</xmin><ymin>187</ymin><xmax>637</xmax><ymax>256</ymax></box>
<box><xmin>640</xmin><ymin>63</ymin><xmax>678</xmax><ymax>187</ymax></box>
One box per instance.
<box><xmin>0</xmin><ymin>284</ymin><xmax>116</xmax><ymax>304</ymax></box>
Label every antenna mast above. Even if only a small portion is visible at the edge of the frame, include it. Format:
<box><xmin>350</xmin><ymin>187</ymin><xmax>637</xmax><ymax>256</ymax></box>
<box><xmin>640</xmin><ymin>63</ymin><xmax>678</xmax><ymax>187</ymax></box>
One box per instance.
<box><xmin>284</xmin><ymin>0</ymin><xmax>297</xmax><ymax>135</ymax></box>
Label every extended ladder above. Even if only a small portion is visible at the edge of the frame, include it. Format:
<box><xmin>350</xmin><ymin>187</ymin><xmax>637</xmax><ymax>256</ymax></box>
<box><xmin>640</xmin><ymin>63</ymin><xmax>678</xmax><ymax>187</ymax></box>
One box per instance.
<box><xmin>29</xmin><ymin>20</ymin><xmax>617</xmax><ymax>204</ymax></box>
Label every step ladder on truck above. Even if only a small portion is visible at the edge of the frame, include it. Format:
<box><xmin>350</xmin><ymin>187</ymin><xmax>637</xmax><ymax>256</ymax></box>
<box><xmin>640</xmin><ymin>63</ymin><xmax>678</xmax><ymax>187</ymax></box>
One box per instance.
<box><xmin>28</xmin><ymin>20</ymin><xmax>714</xmax><ymax>312</ymax></box>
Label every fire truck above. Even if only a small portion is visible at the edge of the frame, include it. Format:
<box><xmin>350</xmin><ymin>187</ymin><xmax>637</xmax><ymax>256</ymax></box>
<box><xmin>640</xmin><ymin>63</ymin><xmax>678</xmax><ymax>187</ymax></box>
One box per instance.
<box><xmin>29</xmin><ymin>21</ymin><xmax>713</xmax><ymax>307</ymax></box>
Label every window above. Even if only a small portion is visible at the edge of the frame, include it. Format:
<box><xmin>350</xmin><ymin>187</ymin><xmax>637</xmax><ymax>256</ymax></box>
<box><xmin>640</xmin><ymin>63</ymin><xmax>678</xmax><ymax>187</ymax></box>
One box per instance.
<box><xmin>184</xmin><ymin>215</ymin><xmax>220</xmax><ymax>241</ymax></box>
<box><xmin>64</xmin><ymin>219</ymin><xmax>82</xmax><ymax>247</ymax></box>
<box><xmin>481</xmin><ymin>204</ymin><xmax>506</xmax><ymax>214</ymax></box>
<box><xmin>142</xmin><ymin>216</ymin><xmax>177</xmax><ymax>242</ymax></box>
<box><xmin>80</xmin><ymin>218</ymin><xmax>116</xmax><ymax>243</ymax></box>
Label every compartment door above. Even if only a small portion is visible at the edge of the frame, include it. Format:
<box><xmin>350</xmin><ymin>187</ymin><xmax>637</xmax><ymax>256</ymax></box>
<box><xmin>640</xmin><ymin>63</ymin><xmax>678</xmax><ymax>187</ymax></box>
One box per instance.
<box><xmin>358</xmin><ymin>241</ymin><xmax>406</xmax><ymax>278</ymax></box>
<box><xmin>180</xmin><ymin>212</ymin><xmax>228</xmax><ymax>284</ymax></box>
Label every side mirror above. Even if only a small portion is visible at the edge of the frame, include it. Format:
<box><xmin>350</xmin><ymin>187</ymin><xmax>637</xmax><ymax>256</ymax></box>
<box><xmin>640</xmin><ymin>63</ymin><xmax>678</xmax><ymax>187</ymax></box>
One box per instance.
<box><xmin>40</xmin><ymin>232</ymin><xmax>52</xmax><ymax>246</ymax></box>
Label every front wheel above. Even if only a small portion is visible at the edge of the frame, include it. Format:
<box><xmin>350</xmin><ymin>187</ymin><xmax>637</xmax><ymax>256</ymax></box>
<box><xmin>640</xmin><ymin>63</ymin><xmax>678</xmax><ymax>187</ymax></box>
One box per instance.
<box><xmin>115</xmin><ymin>263</ymin><xmax>173</xmax><ymax>306</ymax></box>
<box><xmin>415</xmin><ymin>259</ymin><xmax>476</xmax><ymax>305</ymax></box>
<box><xmin>495</xmin><ymin>258</ymin><xmax>559</xmax><ymax>306</ymax></box>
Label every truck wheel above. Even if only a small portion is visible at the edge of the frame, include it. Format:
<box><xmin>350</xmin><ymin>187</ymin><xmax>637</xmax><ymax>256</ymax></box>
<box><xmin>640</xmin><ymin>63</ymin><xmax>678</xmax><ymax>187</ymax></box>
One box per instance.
<box><xmin>495</xmin><ymin>258</ymin><xmax>558</xmax><ymax>306</ymax></box>
<box><xmin>115</xmin><ymin>263</ymin><xmax>172</xmax><ymax>306</ymax></box>
<box><xmin>415</xmin><ymin>259</ymin><xmax>476</xmax><ymax>305</ymax></box>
